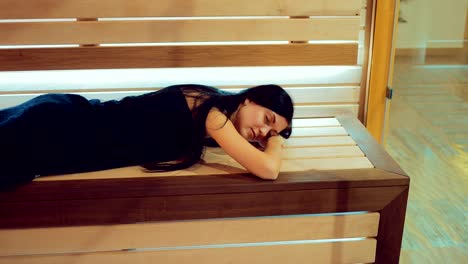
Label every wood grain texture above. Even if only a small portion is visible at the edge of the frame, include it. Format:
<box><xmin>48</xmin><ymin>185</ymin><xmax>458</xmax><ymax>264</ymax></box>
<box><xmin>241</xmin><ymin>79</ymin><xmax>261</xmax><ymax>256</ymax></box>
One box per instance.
<box><xmin>285</xmin><ymin>136</ymin><xmax>357</xmax><ymax>147</ymax></box>
<box><xmin>292</xmin><ymin>118</ymin><xmax>341</xmax><ymax>127</ymax></box>
<box><xmin>0</xmin><ymin>213</ymin><xmax>379</xmax><ymax>255</ymax></box>
<box><xmin>291</xmin><ymin>127</ymin><xmax>348</xmax><ymax>137</ymax></box>
<box><xmin>0</xmin><ymin>44</ymin><xmax>358</xmax><ymax>71</ymax></box>
<box><xmin>0</xmin><ymin>168</ymin><xmax>409</xmax><ymax>203</ymax></box>
<box><xmin>293</xmin><ymin>104</ymin><xmax>359</xmax><ymax>118</ymax></box>
<box><xmin>0</xmin><ymin>185</ymin><xmax>406</xmax><ymax>229</ymax></box>
<box><xmin>0</xmin><ymin>18</ymin><xmax>360</xmax><ymax>45</ymax></box>
<box><xmin>0</xmin><ymin>239</ymin><xmax>376</xmax><ymax>264</ymax></box>
<box><xmin>283</xmin><ymin>146</ymin><xmax>364</xmax><ymax>159</ymax></box>
<box><xmin>0</xmin><ymin>0</ymin><xmax>363</xmax><ymax>18</ymax></box>
<box><xmin>366</xmin><ymin>0</ymin><xmax>397</xmax><ymax>142</ymax></box>
<box><xmin>22</xmin><ymin>156</ymin><xmax>373</xmax><ymax>179</ymax></box>
<box><xmin>358</xmin><ymin>0</ymin><xmax>374</xmax><ymax>122</ymax></box>
<box><xmin>287</xmin><ymin>86</ymin><xmax>360</xmax><ymax>104</ymax></box>
<box><xmin>375</xmin><ymin>187</ymin><xmax>409</xmax><ymax>264</ymax></box>
<box><xmin>337</xmin><ymin>115</ymin><xmax>407</xmax><ymax>176</ymax></box>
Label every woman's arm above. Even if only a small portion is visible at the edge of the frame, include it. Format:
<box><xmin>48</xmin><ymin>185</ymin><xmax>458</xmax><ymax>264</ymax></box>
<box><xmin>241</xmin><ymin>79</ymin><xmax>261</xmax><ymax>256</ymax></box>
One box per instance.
<box><xmin>206</xmin><ymin>110</ymin><xmax>285</xmax><ymax>180</ymax></box>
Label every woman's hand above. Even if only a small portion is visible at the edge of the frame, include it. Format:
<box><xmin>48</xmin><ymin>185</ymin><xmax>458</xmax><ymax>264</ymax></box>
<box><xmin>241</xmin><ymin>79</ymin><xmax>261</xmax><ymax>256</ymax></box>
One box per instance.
<box><xmin>266</xmin><ymin>135</ymin><xmax>285</xmax><ymax>147</ymax></box>
<box><xmin>258</xmin><ymin>131</ymin><xmax>284</xmax><ymax>149</ymax></box>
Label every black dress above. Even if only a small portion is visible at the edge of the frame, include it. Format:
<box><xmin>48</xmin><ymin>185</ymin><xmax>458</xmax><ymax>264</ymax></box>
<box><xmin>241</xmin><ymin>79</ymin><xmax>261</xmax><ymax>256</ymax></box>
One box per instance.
<box><xmin>0</xmin><ymin>85</ymin><xmax>195</xmax><ymax>188</ymax></box>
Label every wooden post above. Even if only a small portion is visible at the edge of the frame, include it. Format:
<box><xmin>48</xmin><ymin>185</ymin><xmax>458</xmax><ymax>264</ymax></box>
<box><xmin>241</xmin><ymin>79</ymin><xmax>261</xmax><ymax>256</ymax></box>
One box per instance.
<box><xmin>366</xmin><ymin>0</ymin><xmax>398</xmax><ymax>142</ymax></box>
<box><xmin>375</xmin><ymin>186</ymin><xmax>409</xmax><ymax>263</ymax></box>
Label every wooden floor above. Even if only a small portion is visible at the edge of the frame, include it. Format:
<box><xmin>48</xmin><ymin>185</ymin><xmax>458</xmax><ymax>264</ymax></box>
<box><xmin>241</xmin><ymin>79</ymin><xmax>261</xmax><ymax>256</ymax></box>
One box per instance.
<box><xmin>385</xmin><ymin>56</ymin><xmax>467</xmax><ymax>263</ymax></box>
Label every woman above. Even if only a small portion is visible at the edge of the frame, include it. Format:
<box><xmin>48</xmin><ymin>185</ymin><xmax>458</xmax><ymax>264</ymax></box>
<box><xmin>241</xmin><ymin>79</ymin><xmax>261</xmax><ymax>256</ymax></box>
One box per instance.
<box><xmin>0</xmin><ymin>84</ymin><xmax>294</xmax><ymax>189</ymax></box>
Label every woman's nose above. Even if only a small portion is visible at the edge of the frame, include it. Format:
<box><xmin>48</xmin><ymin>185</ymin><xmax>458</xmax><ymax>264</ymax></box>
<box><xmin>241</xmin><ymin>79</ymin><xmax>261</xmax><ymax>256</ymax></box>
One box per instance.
<box><xmin>259</xmin><ymin>126</ymin><xmax>270</xmax><ymax>137</ymax></box>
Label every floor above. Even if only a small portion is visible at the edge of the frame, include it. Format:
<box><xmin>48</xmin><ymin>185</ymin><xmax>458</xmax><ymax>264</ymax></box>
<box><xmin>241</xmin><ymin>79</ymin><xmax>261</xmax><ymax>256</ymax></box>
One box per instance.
<box><xmin>384</xmin><ymin>56</ymin><xmax>467</xmax><ymax>263</ymax></box>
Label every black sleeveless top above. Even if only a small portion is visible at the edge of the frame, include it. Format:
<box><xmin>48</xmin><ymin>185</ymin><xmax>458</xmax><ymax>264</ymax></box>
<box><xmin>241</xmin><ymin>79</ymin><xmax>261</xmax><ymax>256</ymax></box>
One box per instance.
<box><xmin>0</xmin><ymin>85</ymin><xmax>195</xmax><ymax>187</ymax></box>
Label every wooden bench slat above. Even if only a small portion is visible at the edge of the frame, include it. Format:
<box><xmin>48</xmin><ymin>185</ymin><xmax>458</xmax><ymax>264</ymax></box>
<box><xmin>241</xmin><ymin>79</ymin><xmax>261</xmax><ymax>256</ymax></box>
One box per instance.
<box><xmin>294</xmin><ymin>105</ymin><xmax>359</xmax><ymax>118</ymax></box>
<box><xmin>285</xmin><ymin>136</ymin><xmax>357</xmax><ymax>147</ymax></box>
<box><xmin>72</xmin><ymin>86</ymin><xmax>358</xmax><ymax>105</ymax></box>
<box><xmin>0</xmin><ymin>213</ymin><xmax>379</xmax><ymax>256</ymax></box>
<box><xmin>283</xmin><ymin>146</ymin><xmax>364</xmax><ymax>159</ymax></box>
<box><xmin>291</xmin><ymin>127</ymin><xmax>348</xmax><ymax>137</ymax></box>
<box><xmin>0</xmin><ymin>44</ymin><xmax>359</xmax><ymax>71</ymax></box>
<box><xmin>0</xmin><ymin>18</ymin><xmax>361</xmax><ymax>45</ymax></box>
<box><xmin>33</xmin><ymin>156</ymin><xmax>373</xmax><ymax>181</ymax></box>
<box><xmin>281</xmin><ymin>157</ymin><xmax>374</xmax><ymax>171</ymax></box>
<box><xmin>0</xmin><ymin>87</ymin><xmax>358</xmax><ymax>110</ymax></box>
<box><xmin>292</xmin><ymin>118</ymin><xmax>341</xmax><ymax>127</ymax></box>
<box><xmin>0</xmin><ymin>101</ymin><xmax>359</xmax><ymax>120</ymax></box>
<box><xmin>0</xmin><ymin>239</ymin><xmax>377</xmax><ymax>264</ymax></box>
<box><xmin>0</xmin><ymin>0</ymin><xmax>363</xmax><ymax>18</ymax></box>
<box><xmin>289</xmin><ymin>86</ymin><xmax>360</xmax><ymax>104</ymax></box>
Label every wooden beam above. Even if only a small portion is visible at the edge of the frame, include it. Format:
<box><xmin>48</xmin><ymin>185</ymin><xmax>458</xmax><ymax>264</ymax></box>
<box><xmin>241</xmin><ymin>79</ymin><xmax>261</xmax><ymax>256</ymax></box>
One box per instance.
<box><xmin>0</xmin><ymin>44</ymin><xmax>358</xmax><ymax>71</ymax></box>
<box><xmin>0</xmin><ymin>0</ymin><xmax>362</xmax><ymax>18</ymax></box>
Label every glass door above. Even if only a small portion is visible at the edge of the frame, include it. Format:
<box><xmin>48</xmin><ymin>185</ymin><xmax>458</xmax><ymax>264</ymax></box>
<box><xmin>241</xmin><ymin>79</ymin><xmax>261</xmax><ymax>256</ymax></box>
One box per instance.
<box><xmin>384</xmin><ymin>0</ymin><xmax>467</xmax><ymax>263</ymax></box>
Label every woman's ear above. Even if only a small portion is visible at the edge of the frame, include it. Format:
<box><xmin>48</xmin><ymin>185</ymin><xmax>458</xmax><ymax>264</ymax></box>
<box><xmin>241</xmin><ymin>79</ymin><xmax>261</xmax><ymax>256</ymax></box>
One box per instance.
<box><xmin>244</xmin><ymin>98</ymin><xmax>251</xmax><ymax>105</ymax></box>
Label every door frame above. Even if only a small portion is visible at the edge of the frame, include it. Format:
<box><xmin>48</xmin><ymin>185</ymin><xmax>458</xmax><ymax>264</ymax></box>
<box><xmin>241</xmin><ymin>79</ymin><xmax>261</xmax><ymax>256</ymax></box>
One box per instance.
<box><xmin>366</xmin><ymin>0</ymin><xmax>399</xmax><ymax>143</ymax></box>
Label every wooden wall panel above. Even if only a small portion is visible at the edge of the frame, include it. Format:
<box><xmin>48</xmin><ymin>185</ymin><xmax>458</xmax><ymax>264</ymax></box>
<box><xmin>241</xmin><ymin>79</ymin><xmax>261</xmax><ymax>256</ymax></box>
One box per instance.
<box><xmin>0</xmin><ymin>0</ymin><xmax>362</xmax><ymax>18</ymax></box>
<box><xmin>0</xmin><ymin>18</ymin><xmax>360</xmax><ymax>45</ymax></box>
<box><xmin>0</xmin><ymin>44</ymin><xmax>359</xmax><ymax>71</ymax></box>
<box><xmin>0</xmin><ymin>239</ymin><xmax>376</xmax><ymax>264</ymax></box>
<box><xmin>0</xmin><ymin>213</ymin><xmax>379</xmax><ymax>255</ymax></box>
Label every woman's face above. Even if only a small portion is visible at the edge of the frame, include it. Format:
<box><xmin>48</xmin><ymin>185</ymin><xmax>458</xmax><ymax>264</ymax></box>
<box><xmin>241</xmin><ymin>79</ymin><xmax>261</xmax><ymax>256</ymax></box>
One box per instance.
<box><xmin>232</xmin><ymin>99</ymin><xmax>289</xmax><ymax>142</ymax></box>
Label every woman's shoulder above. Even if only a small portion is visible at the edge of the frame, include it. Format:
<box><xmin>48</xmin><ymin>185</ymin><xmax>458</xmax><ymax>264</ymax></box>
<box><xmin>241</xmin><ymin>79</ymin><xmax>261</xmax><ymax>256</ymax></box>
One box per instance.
<box><xmin>161</xmin><ymin>84</ymin><xmax>221</xmax><ymax>112</ymax></box>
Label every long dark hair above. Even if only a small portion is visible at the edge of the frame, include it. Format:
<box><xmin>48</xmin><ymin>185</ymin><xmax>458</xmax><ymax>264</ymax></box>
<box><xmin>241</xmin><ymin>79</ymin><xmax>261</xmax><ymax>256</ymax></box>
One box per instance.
<box><xmin>142</xmin><ymin>84</ymin><xmax>294</xmax><ymax>172</ymax></box>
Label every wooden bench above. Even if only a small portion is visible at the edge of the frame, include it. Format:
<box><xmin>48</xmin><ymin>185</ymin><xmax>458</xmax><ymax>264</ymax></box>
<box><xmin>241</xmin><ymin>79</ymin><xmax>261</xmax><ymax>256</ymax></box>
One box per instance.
<box><xmin>0</xmin><ymin>1</ymin><xmax>409</xmax><ymax>263</ymax></box>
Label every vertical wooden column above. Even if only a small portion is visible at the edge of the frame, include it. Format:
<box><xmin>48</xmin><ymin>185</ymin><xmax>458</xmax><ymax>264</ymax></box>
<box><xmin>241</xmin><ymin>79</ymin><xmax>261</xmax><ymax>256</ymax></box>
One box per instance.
<box><xmin>358</xmin><ymin>0</ymin><xmax>375</xmax><ymax>123</ymax></box>
<box><xmin>77</xmin><ymin>18</ymin><xmax>100</xmax><ymax>47</ymax></box>
<box><xmin>366</xmin><ymin>0</ymin><xmax>398</xmax><ymax>143</ymax></box>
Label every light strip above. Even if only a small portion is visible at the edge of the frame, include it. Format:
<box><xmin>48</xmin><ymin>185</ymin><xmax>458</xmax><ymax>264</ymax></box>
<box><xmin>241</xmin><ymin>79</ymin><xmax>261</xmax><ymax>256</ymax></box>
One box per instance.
<box><xmin>99</xmin><ymin>16</ymin><xmax>289</xmax><ymax>21</ymax></box>
<box><xmin>0</xmin><ymin>66</ymin><xmax>362</xmax><ymax>92</ymax></box>
<box><xmin>0</xmin><ymin>18</ymin><xmax>76</xmax><ymax>23</ymax></box>
<box><xmin>0</xmin><ymin>44</ymin><xmax>79</xmax><ymax>49</ymax></box>
<box><xmin>100</xmin><ymin>41</ymin><xmax>289</xmax><ymax>47</ymax></box>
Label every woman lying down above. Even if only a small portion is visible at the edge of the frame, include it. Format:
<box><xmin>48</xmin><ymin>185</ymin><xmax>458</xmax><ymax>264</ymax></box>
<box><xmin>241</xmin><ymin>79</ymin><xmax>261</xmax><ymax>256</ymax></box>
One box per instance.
<box><xmin>0</xmin><ymin>84</ymin><xmax>294</xmax><ymax>189</ymax></box>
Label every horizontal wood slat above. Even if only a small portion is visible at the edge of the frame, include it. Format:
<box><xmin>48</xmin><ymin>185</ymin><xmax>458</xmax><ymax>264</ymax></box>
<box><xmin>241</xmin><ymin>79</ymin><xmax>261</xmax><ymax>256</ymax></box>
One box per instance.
<box><xmin>294</xmin><ymin>105</ymin><xmax>359</xmax><ymax>118</ymax></box>
<box><xmin>0</xmin><ymin>18</ymin><xmax>361</xmax><ymax>45</ymax></box>
<box><xmin>291</xmin><ymin>127</ymin><xmax>348</xmax><ymax>137</ymax></box>
<box><xmin>0</xmin><ymin>213</ymin><xmax>379</xmax><ymax>256</ymax></box>
<box><xmin>0</xmin><ymin>185</ymin><xmax>406</xmax><ymax>227</ymax></box>
<box><xmin>1</xmin><ymin>169</ymin><xmax>408</xmax><ymax>204</ymax></box>
<box><xmin>285</xmin><ymin>136</ymin><xmax>356</xmax><ymax>147</ymax></box>
<box><xmin>29</xmin><ymin>156</ymin><xmax>373</xmax><ymax>182</ymax></box>
<box><xmin>288</xmin><ymin>86</ymin><xmax>360</xmax><ymax>103</ymax></box>
<box><xmin>0</xmin><ymin>87</ymin><xmax>359</xmax><ymax>110</ymax></box>
<box><xmin>292</xmin><ymin>118</ymin><xmax>341</xmax><ymax>127</ymax></box>
<box><xmin>0</xmin><ymin>239</ymin><xmax>376</xmax><ymax>264</ymax></box>
<box><xmin>0</xmin><ymin>100</ymin><xmax>359</xmax><ymax>120</ymax></box>
<box><xmin>283</xmin><ymin>146</ymin><xmax>364</xmax><ymax>159</ymax></box>
<box><xmin>281</xmin><ymin>157</ymin><xmax>373</xmax><ymax>170</ymax></box>
<box><xmin>0</xmin><ymin>0</ymin><xmax>363</xmax><ymax>18</ymax></box>
<box><xmin>0</xmin><ymin>44</ymin><xmax>359</xmax><ymax>71</ymax></box>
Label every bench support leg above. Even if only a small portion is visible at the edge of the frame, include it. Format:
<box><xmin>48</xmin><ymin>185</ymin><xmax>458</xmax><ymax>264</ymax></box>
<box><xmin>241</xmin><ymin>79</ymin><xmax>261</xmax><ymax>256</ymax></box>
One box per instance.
<box><xmin>375</xmin><ymin>186</ymin><xmax>409</xmax><ymax>263</ymax></box>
